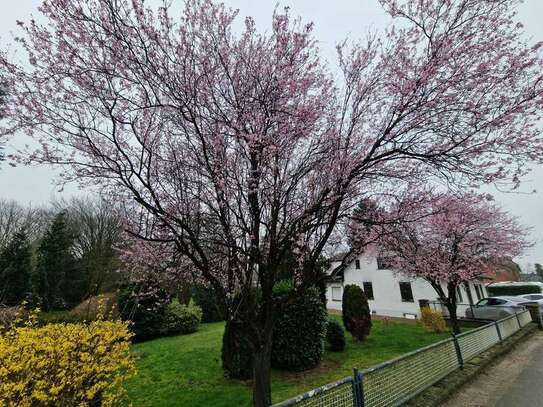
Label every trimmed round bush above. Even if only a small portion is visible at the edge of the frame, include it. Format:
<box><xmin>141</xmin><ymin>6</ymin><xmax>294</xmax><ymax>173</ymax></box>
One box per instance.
<box><xmin>271</xmin><ymin>283</ymin><xmax>327</xmax><ymax>372</ymax></box>
<box><xmin>325</xmin><ymin>319</ymin><xmax>346</xmax><ymax>352</ymax></box>
<box><xmin>162</xmin><ymin>300</ymin><xmax>203</xmax><ymax>335</ymax></box>
<box><xmin>342</xmin><ymin>284</ymin><xmax>372</xmax><ymax>341</ymax></box>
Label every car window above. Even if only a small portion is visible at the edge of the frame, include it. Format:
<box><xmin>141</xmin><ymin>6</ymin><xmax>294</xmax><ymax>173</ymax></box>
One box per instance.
<box><xmin>487</xmin><ymin>298</ymin><xmax>506</xmax><ymax>306</ymax></box>
<box><xmin>530</xmin><ymin>294</ymin><xmax>543</xmax><ymax>300</ymax></box>
<box><xmin>476</xmin><ymin>299</ymin><xmax>489</xmax><ymax>306</ymax></box>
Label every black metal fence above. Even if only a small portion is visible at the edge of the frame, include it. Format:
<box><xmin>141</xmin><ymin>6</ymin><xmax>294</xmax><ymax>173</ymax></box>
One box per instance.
<box><xmin>272</xmin><ymin>309</ymin><xmax>533</xmax><ymax>407</ymax></box>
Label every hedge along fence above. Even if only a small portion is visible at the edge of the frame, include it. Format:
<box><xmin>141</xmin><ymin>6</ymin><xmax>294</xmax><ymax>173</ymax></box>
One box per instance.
<box><xmin>486</xmin><ymin>284</ymin><xmax>542</xmax><ymax>296</ymax></box>
<box><xmin>272</xmin><ymin>309</ymin><xmax>533</xmax><ymax>407</ymax></box>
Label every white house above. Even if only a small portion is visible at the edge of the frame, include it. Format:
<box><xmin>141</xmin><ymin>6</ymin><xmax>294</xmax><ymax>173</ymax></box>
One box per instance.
<box><xmin>326</xmin><ymin>252</ymin><xmax>488</xmax><ymax>319</ymax></box>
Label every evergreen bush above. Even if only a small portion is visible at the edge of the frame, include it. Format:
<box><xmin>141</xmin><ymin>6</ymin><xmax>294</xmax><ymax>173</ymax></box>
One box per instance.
<box><xmin>271</xmin><ymin>284</ymin><xmax>327</xmax><ymax>371</ymax></box>
<box><xmin>192</xmin><ymin>285</ymin><xmax>225</xmax><ymax>322</ymax></box>
<box><xmin>342</xmin><ymin>284</ymin><xmax>372</xmax><ymax>341</ymax></box>
<box><xmin>325</xmin><ymin>319</ymin><xmax>346</xmax><ymax>352</ymax></box>
<box><xmin>118</xmin><ymin>282</ymin><xmax>170</xmax><ymax>342</ymax></box>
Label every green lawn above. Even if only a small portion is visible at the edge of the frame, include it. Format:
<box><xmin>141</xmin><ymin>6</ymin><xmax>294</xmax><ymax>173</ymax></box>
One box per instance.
<box><xmin>124</xmin><ymin>316</ymin><xmax>451</xmax><ymax>406</ymax></box>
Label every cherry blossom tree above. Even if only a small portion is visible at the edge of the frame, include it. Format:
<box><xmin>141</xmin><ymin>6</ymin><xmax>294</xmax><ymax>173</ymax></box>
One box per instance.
<box><xmin>366</xmin><ymin>191</ymin><xmax>530</xmax><ymax>334</ymax></box>
<box><xmin>0</xmin><ymin>0</ymin><xmax>542</xmax><ymax>404</ymax></box>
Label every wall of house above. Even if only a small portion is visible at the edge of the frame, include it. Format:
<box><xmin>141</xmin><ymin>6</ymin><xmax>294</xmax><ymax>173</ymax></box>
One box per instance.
<box><xmin>326</xmin><ymin>254</ymin><xmax>488</xmax><ymax>319</ymax></box>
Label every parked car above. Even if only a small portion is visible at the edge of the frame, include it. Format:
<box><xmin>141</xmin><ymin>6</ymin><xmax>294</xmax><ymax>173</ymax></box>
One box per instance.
<box><xmin>465</xmin><ymin>296</ymin><xmax>527</xmax><ymax>320</ymax></box>
<box><xmin>518</xmin><ymin>293</ymin><xmax>543</xmax><ymax>310</ymax></box>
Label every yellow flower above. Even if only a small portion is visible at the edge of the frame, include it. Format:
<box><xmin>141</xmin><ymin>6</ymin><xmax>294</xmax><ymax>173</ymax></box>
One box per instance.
<box><xmin>0</xmin><ymin>310</ymin><xmax>135</xmax><ymax>406</ymax></box>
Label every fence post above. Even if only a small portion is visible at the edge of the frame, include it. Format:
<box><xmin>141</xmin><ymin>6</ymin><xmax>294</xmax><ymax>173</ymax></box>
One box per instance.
<box><xmin>515</xmin><ymin>311</ymin><xmax>522</xmax><ymax>330</ymax></box>
<box><xmin>495</xmin><ymin>321</ymin><xmax>503</xmax><ymax>343</ymax></box>
<box><xmin>352</xmin><ymin>369</ymin><xmax>364</xmax><ymax>407</ymax></box>
<box><xmin>452</xmin><ymin>334</ymin><xmax>464</xmax><ymax>369</ymax></box>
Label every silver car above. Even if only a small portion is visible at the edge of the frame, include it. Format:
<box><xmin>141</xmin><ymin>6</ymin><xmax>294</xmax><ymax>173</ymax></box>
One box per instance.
<box><xmin>465</xmin><ymin>296</ymin><xmax>527</xmax><ymax>320</ymax></box>
<box><xmin>519</xmin><ymin>293</ymin><xmax>543</xmax><ymax>310</ymax></box>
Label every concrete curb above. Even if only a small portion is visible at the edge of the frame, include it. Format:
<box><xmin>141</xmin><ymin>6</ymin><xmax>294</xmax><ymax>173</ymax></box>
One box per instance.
<box><xmin>406</xmin><ymin>323</ymin><xmax>539</xmax><ymax>407</ymax></box>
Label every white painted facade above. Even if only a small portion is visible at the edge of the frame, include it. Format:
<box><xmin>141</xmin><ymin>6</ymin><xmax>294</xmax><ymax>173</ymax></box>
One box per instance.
<box><xmin>326</xmin><ymin>254</ymin><xmax>488</xmax><ymax>319</ymax></box>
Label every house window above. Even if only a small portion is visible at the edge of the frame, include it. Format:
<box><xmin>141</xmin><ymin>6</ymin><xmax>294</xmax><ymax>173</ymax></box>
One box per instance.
<box><xmin>399</xmin><ymin>282</ymin><xmax>414</xmax><ymax>302</ymax></box>
<box><xmin>355</xmin><ymin>259</ymin><xmax>361</xmax><ymax>269</ymax></box>
<box><xmin>363</xmin><ymin>282</ymin><xmax>374</xmax><ymax>300</ymax></box>
<box><xmin>474</xmin><ymin>284</ymin><xmax>483</xmax><ymax>301</ymax></box>
<box><xmin>377</xmin><ymin>256</ymin><xmax>394</xmax><ymax>270</ymax></box>
<box><xmin>331</xmin><ymin>286</ymin><xmax>342</xmax><ymax>301</ymax></box>
<box><xmin>456</xmin><ymin>286</ymin><xmax>463</xmax><ymax>303</ymax></box>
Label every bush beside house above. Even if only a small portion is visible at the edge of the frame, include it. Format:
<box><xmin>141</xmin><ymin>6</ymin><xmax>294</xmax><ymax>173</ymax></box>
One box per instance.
<box><xmin>342</xmin><ymin>284</ymin><xmax>372</xmax><ymax>341</ymax></box>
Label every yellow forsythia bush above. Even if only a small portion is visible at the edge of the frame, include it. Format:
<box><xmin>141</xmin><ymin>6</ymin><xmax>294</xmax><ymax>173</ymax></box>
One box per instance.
<box><xmin>0</xmin><ymin>314</ymin><xmax>136</xmax><ymax>406</ymax></box>
<box><xmin>420</xmin><ymin>307</ymin><xmax>447</xmax><ymax>333</ymax></box>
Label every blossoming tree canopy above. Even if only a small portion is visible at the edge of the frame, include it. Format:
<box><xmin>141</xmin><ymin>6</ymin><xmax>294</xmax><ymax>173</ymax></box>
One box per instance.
<box><xmin>369</xmin><ymin>191</ymin><xmax>530</xmax><ymax>333</ymax></box>
<box><xmin>0</xmin><ymin>0</ymin><xmax>542</xmax><ymax>404</ymax></box>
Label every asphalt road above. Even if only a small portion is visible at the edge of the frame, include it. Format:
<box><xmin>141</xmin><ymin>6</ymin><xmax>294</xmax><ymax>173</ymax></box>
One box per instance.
<box><xmin>442</xmin><ymin>331</ymin><xmax>543</xmax><ymax>407</ymax></box>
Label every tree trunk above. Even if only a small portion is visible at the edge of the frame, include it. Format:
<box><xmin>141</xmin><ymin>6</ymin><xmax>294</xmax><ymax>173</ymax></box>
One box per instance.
<box><xmin>252</xmin><ymin>334</ymin><xmax>273</xmax><ymax>407</ymax></box>
<box><xmin>446</xmin><ymin>302</ymin><xmax>461</xmax><ymax>335</ymax></box>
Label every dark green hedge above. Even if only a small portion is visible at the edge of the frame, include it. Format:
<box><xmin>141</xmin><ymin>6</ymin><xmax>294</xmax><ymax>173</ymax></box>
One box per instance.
<box><xmin>487</xmin><ymin>285</ymin><xmax>541</xmax><ymax>296</ymax></box>
<box><xmin>192</xmin><ymin>285</ymin><xmax>225</xmax><ymax>323</ymax></box>
<box><xmin>342</xmin><ymin>284</ymin><xmax>372</xmax><ymax>341</ymax></box>
<box><xmin>325</xmin><ymin>319</ymin><xmax>346</xmax><ymax>352</ymax></box>
<box><xmin>271</xmin><ymin>284</ymin><xmax>327</xmax><ymax>372</ymax></box>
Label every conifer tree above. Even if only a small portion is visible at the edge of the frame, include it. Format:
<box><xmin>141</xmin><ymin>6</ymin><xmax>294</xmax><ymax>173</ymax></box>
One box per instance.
<box><xmin>35</xmin><ymin>212</ymin><xmax>81</xmax><ymax>309</ymax></box>
<box><xmin>0</xmin><ymin>230</ymin><xmax>32</xmax><ymax>305</ymax></box>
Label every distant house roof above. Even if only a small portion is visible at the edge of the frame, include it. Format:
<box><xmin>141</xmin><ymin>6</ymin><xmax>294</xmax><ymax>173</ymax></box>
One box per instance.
<box><xmin>328</xmin><ymin>251</ymin><xmax>350</xmax><ymax>262</ymax></box>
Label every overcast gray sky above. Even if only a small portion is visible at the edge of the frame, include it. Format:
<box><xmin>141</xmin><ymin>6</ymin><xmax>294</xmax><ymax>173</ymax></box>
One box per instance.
<box><xmin>1</xmin><ymin>0</ymin><xmax>542</xmax><ymax>270</ymax></box>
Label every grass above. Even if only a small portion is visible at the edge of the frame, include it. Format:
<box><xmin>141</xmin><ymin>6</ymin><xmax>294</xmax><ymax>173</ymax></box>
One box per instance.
<box><xmin>124</xmin><ymin>315</ymin><xmax>451</xmax><ymax>407</ymax></box>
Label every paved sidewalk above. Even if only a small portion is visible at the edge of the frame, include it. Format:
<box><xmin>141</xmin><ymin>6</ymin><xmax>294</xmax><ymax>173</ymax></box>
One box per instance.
<box><xmin>442</xmin><ymin>331</ymin><xmax>543</xmax><ymax>407</ymax></box>
<box><xmin>494</xmin><ymin>344</ymin><xmax>543</xmax><ymax>406</ymax></box>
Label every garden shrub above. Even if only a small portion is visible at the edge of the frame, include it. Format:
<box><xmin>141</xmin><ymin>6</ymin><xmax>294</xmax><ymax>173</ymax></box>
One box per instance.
<box><xmin>222</xmin><ymin>317</ymin><xmax>254</xmax><ymax>380</ymax></box>
<box><xmin>118</xmin><ymin>282</ymin><xmax>170</xmax><ymax>342</ymax></box>
<box><xmin>0</xmin><ymin>314</ymin><xmax>135</xmax><ymax>406</ymax></box>
<box><xmin>271</xmin><ymin>283</ymin><xmax>327</xmax><ymax>371</ymax></box>
<box><xmin>325</xmin><ymin>319</ymin><xmax>346</xmax><ymax>352</ymax></box>
<box><xmin>342</xmin><ymin>284</ymin><xmax>372</xmax><ymax>341</ymax></box>
<box><xmin>192</xmin><ymin>285</ymin><xmax>225</xmax><ymax>323</ymax></box>
<box><xmin>162</xmin><ymin>299</ymin><xmax>203</xmax><ymax>335</ymax></box>
<box><xmin>420</xmin><ymin>307</ymin><xmax>447</xmax><ymax>333</ymax></box>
